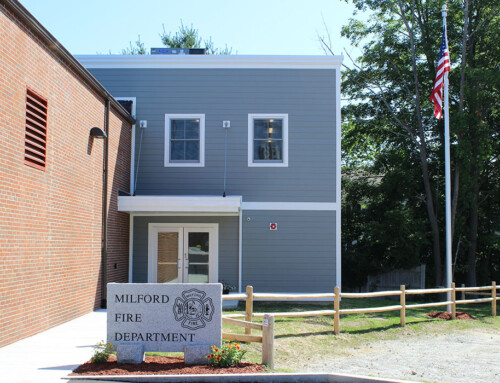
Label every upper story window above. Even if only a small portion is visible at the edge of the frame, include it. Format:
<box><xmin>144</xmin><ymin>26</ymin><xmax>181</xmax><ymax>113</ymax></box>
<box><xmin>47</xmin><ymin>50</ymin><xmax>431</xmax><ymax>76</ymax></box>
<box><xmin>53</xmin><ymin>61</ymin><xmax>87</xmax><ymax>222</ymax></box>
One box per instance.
<box><xmin>25</xmin><ymin>88</ymin><xmax>48</xmax><ymax>170</ymax></box>
<box><xmin>248</xmin><ymin>114</ymin><xmax>288</xmax><ymax>167</ymax></box>
<box><xmin>165</xmin><ymin>114</ymin><xmax>205</xmax><ymax>167</ymax></box>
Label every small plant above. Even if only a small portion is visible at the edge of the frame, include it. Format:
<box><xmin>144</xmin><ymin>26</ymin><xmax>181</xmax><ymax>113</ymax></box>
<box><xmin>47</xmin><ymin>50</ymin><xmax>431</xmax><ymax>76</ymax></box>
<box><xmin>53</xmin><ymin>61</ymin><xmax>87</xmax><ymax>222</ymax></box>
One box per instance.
<box><xmin>90</xmin><ymin>340</ymin><xmax>114</xmax><ymax>363</ymax></box>
<box><xmin>207</xmin><ymin>341</ymin><xmax>246</xmax><ymax>367</ymax></box>
<box><xmin>220</xmin><ymin>280</ymin><xmax>236</xmax><ymax>294</ymax></box>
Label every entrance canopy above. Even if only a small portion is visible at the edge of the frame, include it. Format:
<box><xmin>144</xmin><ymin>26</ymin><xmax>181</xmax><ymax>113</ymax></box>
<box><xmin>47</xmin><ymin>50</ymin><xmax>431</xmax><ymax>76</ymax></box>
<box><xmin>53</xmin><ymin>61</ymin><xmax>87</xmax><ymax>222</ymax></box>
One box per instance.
<box><xmin>118</xmin><ymin>195</ymin><xmax>242</xmax><ymax>215</ymax></box>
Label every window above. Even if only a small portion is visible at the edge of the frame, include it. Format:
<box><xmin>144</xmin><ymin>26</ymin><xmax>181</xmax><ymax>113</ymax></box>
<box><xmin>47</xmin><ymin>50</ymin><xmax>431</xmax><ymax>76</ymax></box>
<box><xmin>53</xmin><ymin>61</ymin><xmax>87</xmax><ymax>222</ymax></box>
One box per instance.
<box><xmin>164</xmin><ymin>114</ymin><xmax>205</xmax><ymax>167</ymax></box>
<box><xmin>248</xmin><ymin>114</ymin><xmax>288</xmax><ymax>167</ymax></box>
<box><xmin>25</xmin><ymin>89</ymin><xmax>48</xmax><ymax>170</ymax></box>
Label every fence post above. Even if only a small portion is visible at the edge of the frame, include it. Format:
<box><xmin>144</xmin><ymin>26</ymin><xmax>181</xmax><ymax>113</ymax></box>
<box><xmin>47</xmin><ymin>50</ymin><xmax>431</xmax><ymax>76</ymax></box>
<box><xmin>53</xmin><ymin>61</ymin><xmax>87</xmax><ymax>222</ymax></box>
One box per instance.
<box><xmin>334</xmin><ymin>286</ymin><xmax>340</xmax><ymax>335</ymax></box>
<box><xmin>451</xmin><ymin>282</ymin><xmax>456</xmax><ymax>320</ymax></box>
<box><xmin>492</xmin><ymin>281</ymin><xmax>497</xmax><ymax>317</ymax></box>
<box><xmin>262</xmin><ymin>314</ymin><xmax>274</xmax><ymax>369</ymax></box>
<box><xmin>400</xmin><ymin>285</ymin><xmax>406</xmax><ymax>327</ymax></box>
<box><xmin>245</xmin><ymin>285</ymin><xmax>254</xmax><ymax>335</ymax></box>
<box><xmin>461</xmin><ymin>283</ymin><xmax>465</xmax><ymax>301</ymax></box>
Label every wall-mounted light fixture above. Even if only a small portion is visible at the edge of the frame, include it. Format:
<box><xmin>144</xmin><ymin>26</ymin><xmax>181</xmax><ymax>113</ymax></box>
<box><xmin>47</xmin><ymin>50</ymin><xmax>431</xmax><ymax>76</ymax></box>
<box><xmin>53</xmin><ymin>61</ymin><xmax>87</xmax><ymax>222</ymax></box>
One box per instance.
<box><xmin>90</xmin><ymin>127</ymin><xmax>107</xmax><ymax>139</ymax></box>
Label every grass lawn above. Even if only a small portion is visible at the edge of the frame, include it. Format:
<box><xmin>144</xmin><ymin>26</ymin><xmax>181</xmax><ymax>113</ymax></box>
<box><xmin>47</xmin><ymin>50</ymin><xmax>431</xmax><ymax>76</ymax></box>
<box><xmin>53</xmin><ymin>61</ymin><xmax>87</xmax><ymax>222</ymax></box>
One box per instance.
<box><xmin>222</xmin><ymin>298</ymin><xmax>500</xmax><ymax>371</ymax></box>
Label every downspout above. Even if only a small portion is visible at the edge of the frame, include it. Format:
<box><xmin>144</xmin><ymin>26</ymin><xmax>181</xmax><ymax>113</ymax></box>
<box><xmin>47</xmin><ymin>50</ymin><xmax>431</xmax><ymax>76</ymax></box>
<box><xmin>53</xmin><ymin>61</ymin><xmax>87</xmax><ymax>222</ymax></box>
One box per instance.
<box><xmin>101</xmin><ymin>99</ymin><xmax>110</xmax><ymax>308</ymax></box>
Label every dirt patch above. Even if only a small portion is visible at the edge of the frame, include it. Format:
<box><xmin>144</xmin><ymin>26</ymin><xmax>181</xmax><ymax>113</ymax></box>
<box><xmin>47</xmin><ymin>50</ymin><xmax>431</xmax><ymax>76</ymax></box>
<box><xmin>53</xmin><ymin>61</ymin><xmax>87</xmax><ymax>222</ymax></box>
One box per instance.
<box><xmin>427</xmin><ymin>311</ymin><xmax>475</xmax><ymax>320</ymax></box>
<box><xmin>71</xmin><ymin>355</ymin><xmax>265</xmax><ymax>376</ymax></box>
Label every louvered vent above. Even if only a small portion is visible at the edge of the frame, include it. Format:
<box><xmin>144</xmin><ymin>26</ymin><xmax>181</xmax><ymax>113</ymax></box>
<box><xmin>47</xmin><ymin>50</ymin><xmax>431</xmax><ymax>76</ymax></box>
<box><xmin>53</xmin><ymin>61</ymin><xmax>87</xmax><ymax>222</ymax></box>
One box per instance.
<box><xmin>25</xmin><ymin>89</ymin><xmax>48</xmax><ymax>170</ymax></box>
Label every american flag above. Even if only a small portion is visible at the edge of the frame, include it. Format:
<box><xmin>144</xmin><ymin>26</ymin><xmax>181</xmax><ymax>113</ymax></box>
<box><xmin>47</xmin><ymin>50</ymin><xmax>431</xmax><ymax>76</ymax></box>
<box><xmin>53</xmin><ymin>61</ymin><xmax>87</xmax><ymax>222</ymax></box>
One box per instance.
<box><xmin>430</xmin><ymin>27</ymin><xmax>451</xmax><ymax>119</ymax></box>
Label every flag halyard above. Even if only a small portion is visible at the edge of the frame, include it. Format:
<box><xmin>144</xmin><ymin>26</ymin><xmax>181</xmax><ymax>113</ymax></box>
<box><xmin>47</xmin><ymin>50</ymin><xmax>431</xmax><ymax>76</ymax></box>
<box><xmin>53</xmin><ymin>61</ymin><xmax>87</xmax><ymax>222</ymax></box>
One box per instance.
<box><xmin>430</xmin><ymin>27</ymin><xmax>451</xmax><ymax>119</ymax></box>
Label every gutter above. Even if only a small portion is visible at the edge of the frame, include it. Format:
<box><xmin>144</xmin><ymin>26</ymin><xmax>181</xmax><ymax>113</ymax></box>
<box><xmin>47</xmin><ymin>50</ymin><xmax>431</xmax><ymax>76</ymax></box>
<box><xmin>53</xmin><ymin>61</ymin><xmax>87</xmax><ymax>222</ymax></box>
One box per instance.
<box><xmin>0</xmin><ymin>0</ymin><xmax>135</xmax><ymax>125</ymax></box>
<box><xmin>101</xmin><ymin>99</ymin><xmax>110</xmax><ymax>308</ymax></box>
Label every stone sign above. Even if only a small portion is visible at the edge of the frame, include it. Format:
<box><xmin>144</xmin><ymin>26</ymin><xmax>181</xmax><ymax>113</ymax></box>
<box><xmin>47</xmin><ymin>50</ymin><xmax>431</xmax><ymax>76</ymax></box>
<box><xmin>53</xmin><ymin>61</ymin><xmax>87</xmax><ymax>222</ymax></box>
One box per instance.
<box><xmin>107</xmin><ymin>283</ymin><xmax>222</xmax><ymax>362</ymax></box>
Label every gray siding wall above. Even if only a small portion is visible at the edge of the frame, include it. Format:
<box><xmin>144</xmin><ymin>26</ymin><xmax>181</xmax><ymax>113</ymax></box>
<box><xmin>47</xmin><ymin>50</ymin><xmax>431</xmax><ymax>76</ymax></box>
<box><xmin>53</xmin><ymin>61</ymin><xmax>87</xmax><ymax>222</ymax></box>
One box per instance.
<box><xmin>132</xmin><ymin>216</ymin><xmax>239</xmax><ymax>286</ymax></box>
<box><xmin>89</xmin><ymin>68</ymin><xmax>337</xmax><ymax>202</ymax></box>
<box><xmin>242</xmin><ymin>210</ymin><xmax>336</xmax><ymax>292</ymax></box>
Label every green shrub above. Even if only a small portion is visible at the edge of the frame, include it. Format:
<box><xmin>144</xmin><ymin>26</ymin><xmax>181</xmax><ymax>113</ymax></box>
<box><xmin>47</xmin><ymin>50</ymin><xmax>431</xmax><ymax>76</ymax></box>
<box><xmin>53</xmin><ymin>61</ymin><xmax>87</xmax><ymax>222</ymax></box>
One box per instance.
<box><xmin>207</xmin><ymin>341</ymin><xmax>246</xmax><ymax>367</ymax></box>
<box><xmin>90</xmin><ymin>340</ymin><xmax>114</xmax><ymax>363</ymax></box>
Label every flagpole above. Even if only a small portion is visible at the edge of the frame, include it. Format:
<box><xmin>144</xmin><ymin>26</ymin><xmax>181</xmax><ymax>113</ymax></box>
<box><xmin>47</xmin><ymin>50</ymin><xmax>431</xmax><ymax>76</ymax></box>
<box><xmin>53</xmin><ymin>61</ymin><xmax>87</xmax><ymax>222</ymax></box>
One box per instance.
<box><xmin>442</xmin><ymin>4</ymin><xmax>452</xmax><ymax>312</ymax></box>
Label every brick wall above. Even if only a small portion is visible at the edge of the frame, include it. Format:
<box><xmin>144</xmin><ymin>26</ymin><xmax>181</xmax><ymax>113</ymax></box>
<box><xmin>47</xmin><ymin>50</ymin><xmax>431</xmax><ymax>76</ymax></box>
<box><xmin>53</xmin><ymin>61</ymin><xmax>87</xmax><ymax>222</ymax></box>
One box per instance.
<box><xmin>0</xmin><ymin>5</ymin><xmax>131</xmax><ymax>347</ymax></box>
<box><xmin>106</xmin><ymin>108</ymin><xmax>132</xmax><ymax>286</ymax></box>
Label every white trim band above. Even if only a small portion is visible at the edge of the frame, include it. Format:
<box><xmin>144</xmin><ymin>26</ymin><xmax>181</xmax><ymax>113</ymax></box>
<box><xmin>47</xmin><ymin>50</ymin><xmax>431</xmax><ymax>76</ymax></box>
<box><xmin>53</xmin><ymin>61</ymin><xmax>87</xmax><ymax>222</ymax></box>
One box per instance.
<box><xmin>242</xmin><ymin>202</ymin><xmax>337</xmax><ymax>211</ymax></box>
<box><xmin>119</xmin><ymin>196</ymin><xmax>337</xmax><ymax>213</ymax></box>
<box><xmin>76</xmin><ymin>55</ymin><xmax>344</xmax><ymax>69</ymax></box>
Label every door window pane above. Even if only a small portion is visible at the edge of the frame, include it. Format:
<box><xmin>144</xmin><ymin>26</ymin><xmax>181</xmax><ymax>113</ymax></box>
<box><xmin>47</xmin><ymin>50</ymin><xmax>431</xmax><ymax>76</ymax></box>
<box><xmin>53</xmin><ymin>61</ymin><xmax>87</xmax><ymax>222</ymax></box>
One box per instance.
<box><xmin>157</xmin><ymin>232</ymin><xmax>178</xmax><ymax>283</ymax></box>
<box><xmin>187</xmin><ymin>232</ymin><xmax>209</xmax><ymax>283</ymax></box>
<box><xmin>158</xmin><ymin>264</ymin><xmax>178</xmax><ymax>283</ymax></box>
<box><xmin>188</xmin><ymin>264</ymin><xmax>209</xmax><ymax>283</ymax></box>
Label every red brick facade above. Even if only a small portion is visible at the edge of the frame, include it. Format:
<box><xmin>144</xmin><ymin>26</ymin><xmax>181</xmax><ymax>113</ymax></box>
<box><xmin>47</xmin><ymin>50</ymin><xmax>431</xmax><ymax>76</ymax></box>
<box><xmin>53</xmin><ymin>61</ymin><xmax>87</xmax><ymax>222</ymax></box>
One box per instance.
<box><xmin>0</xmin><ymin>4</ymin><xmax>132</xmax><ymax>347</ymax></box>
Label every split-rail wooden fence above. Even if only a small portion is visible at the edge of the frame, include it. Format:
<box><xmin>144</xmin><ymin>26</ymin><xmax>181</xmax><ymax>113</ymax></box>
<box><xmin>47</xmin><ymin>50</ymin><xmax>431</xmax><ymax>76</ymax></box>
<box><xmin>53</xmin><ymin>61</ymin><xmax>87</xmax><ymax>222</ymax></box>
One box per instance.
<box><xmin>221</xmin><ymin>313</ymin><xmax>275</xmax><ymax>368</ymax></box>
<box><xmin>222</xmin><ymin>282</ymin><xmax>498</xmax><ymax>337</ymax></box>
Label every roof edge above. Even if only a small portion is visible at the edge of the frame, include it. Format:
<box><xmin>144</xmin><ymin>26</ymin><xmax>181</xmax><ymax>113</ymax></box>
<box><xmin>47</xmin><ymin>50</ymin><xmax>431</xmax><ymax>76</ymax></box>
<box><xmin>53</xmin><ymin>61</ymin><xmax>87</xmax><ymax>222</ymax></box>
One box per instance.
<box><xmin>76</xmin><ymin>54</ymin><xmax>344</xmax><ymax>70</ymax></box>
<box><xmin>1</xmin><ymin>0</ymin><xmax>135</xmax><ymax>124</ymax></box>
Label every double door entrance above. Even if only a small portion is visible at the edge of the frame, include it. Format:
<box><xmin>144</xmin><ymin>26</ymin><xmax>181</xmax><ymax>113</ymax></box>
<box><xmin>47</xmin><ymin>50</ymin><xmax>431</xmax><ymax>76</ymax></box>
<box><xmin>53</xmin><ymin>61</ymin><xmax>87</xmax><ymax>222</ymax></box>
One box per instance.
<box><xmin>148</xmin><ymin>223</ymin><xmax>218</xmax><ymax>283</ymax></box>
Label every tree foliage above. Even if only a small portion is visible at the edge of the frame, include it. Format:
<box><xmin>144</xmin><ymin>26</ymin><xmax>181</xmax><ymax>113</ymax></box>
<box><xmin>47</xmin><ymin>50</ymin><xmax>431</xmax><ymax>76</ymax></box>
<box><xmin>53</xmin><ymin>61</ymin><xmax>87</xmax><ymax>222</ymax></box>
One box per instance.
<box><xmin>333</xmin><ymin>0</ymin><xmax>499</xmax><ymax>288</ymax></box>
<box><xmin>121</xmin><ymin>22</ymin><xmax>233</xmax><ymax>55</ymax></box>
<box><xmin>160</xmin><ymin>22</ymin><xmax>233</xmax><ymax>55</ymax></box>
<box><xmin>121</xmin><ymin>35</ymin><xmax>146</xmax><ymax>55</ymax></box>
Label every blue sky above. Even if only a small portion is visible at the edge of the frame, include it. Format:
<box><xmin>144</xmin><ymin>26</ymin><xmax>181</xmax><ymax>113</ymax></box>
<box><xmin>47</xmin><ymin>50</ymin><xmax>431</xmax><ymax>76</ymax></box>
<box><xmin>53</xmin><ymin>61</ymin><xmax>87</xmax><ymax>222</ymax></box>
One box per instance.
<box><xmin>19</xmin><ymin>0</ymin><xmax>361</xmax><ymax>56</ymax></box>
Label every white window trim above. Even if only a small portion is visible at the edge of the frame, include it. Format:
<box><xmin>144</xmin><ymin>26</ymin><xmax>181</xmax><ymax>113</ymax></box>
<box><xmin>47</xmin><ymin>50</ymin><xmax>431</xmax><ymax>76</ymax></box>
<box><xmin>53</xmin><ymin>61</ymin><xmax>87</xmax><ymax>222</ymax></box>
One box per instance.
<box><xmin>248</xmin><ymin>114</ymin><xmax>288</xmax><ymax>167</ymax></box>
<box><xmin>164</xmin><ymin>114</ymin><xmax>205</xmax><ymax>167</ymax></box>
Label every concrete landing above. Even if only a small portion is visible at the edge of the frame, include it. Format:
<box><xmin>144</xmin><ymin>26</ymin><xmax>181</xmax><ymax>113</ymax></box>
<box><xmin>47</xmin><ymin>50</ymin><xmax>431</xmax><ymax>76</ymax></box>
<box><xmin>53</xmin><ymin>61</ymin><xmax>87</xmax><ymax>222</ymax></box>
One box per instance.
<box><xmin>0</xmin><ymin>309</ymin><xmax>106</xmax><ymax>383</ymax></box>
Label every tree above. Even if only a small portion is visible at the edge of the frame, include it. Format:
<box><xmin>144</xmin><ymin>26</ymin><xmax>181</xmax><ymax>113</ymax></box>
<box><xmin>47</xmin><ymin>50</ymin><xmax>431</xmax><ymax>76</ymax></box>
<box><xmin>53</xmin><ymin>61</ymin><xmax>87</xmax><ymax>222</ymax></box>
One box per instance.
<box><xmin>122</xmin><ymin>35</ymin><xmax>146</xmax><ymax>55</ymax></box>
<box><xmin>160</xmin><ymin>22</ymin><xmax>233</xmax><ymax>55</ymax></box>
<box><xmin>323</xmin><ymin>0</ymin><xmax>499</xmax><ymax>287</ymax></box>
<box><xmin>451</xmin><ymin>0</ymin><xmax>500</xmax><ymax>286</ymax></box>
<box><xmin>121</xmin><ymin>22</ymin><xmax>233</xmax><ymax>55</ymax></box>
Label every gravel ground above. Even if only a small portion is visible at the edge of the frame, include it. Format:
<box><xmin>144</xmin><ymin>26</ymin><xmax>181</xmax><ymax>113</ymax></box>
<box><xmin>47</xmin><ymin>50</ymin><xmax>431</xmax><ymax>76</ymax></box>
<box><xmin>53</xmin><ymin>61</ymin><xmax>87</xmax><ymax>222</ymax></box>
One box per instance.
<box><xmin>301</xmin><ymin>327</ymin><xmax>500</xmax><ymax>382</ymax></box>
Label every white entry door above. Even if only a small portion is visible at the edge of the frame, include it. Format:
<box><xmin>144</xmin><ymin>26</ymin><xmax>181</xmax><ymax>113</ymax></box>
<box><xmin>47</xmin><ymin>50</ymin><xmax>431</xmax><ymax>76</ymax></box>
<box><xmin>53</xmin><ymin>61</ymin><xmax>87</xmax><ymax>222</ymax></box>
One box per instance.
<box><xmin>148</xmin><ymin>224</ymin><xmax>218</xmax><ymax>283</ymax></box>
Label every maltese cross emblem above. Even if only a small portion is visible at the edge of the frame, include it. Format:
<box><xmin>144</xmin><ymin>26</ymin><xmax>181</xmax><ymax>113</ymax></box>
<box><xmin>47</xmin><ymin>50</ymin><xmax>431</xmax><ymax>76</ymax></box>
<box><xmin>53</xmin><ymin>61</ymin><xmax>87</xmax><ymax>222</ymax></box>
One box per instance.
<box><xmin>173</xmin><ymin>289</ymin><xmax>215</xmax><ymax>330</ymax></box>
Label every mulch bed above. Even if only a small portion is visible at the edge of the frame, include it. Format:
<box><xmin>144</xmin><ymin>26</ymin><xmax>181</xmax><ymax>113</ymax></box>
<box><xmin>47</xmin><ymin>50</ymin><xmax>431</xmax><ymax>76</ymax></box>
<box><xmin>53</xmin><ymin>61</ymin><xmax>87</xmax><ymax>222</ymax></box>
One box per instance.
<box><xmin>71</xmin><ymin>355</ymin><xmax>265</xmax><ymax>376</ymax></box>
<box><xmin>427</xmin><ymin>311</ymin><xmax>475</xmax><ymax>320</ymax></box>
